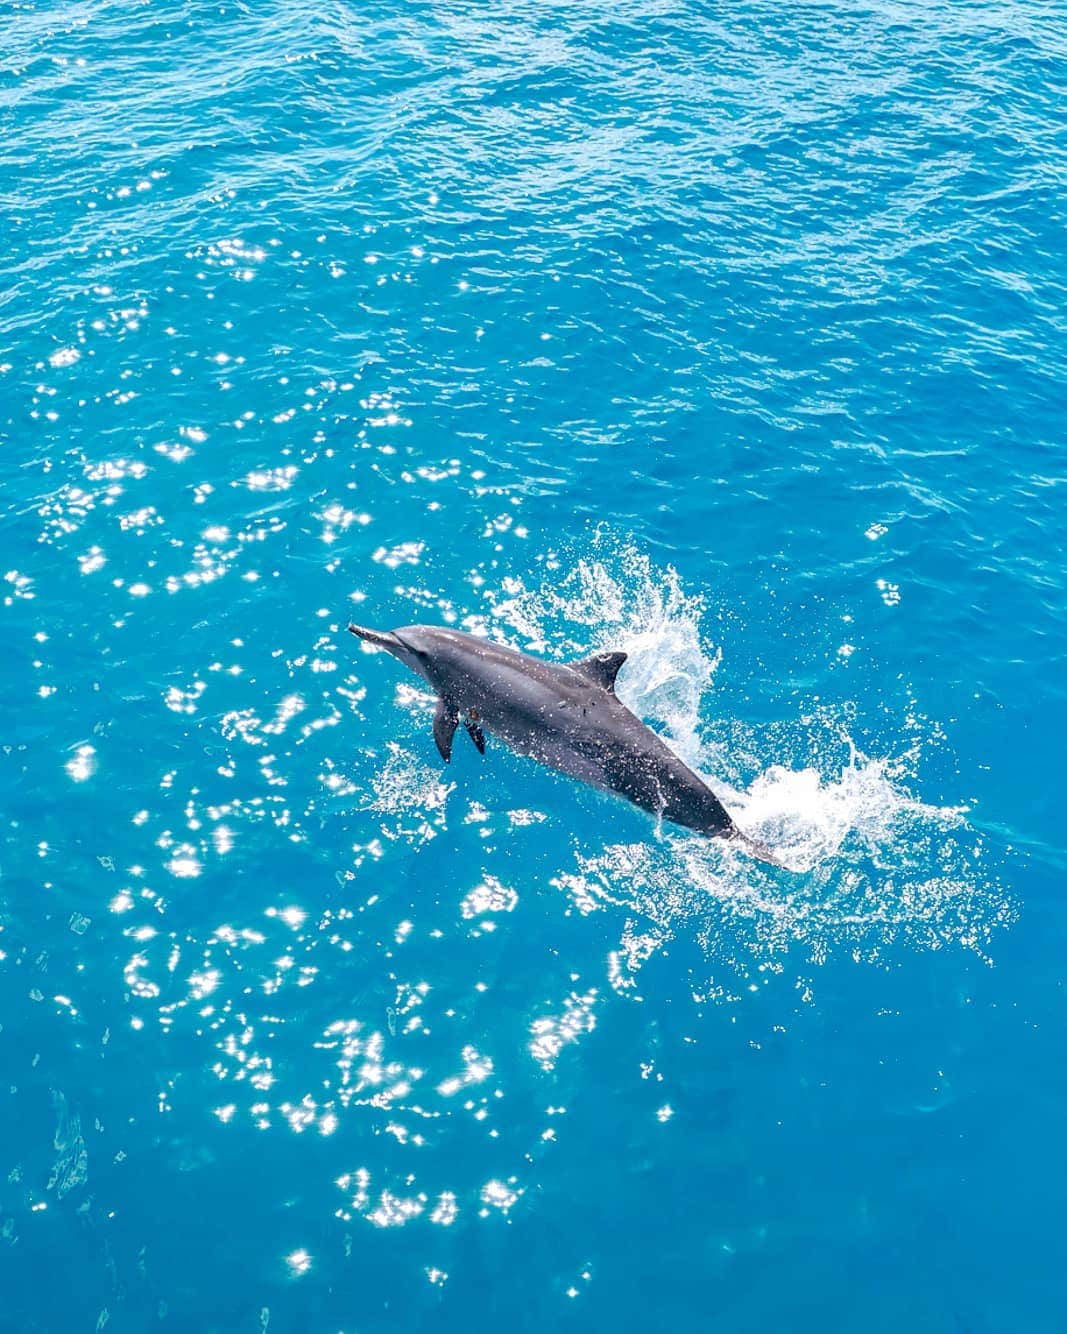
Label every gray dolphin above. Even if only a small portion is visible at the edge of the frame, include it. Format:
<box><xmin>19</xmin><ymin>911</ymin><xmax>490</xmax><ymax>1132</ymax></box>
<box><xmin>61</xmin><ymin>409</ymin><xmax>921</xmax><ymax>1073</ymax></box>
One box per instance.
<box><xmin>349</xmin><ymin>622</ymin><xmax>783</xmax><ymax>866</ymax></box>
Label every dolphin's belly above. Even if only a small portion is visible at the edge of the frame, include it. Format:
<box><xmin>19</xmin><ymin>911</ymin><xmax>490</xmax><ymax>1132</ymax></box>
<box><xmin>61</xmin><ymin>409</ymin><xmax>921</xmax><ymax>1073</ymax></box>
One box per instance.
<box><xmin>469</xmin><ymin>686</ymin><xmax>617</xmax><ymax>789</ymax></box>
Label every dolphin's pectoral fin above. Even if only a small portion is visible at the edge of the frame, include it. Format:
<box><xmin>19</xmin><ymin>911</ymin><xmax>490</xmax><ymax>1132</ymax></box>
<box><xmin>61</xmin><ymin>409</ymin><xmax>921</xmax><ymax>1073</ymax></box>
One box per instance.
<box><xmin>464</xmin><ymin>717</ymin><xmax>486</xmax><ymax>755</ymax></box>
<box><xmin>432</xmin><ymin>698</ymin><xmax>459</xmax><ymax>762</ymax></box>
<box><xmin>571</xmin><ymin>651</ymin><xmax>628</xmax><ymax>693</ymax></box>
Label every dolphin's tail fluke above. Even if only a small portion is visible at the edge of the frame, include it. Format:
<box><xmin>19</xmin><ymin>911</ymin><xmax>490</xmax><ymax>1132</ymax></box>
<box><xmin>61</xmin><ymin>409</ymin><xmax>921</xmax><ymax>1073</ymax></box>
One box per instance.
<box><xmin>731</xmin><ymin>831</ymin><xmax>789</xmax><ymax>869</ymax></box>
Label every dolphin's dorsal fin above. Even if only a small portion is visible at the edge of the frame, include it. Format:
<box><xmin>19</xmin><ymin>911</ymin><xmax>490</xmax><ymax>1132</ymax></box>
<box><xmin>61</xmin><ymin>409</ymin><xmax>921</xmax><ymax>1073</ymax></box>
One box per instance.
<box><xmin>571</xmin><ymin>651</ymin><xmax>628</xmax><ymax>693</ymax></box>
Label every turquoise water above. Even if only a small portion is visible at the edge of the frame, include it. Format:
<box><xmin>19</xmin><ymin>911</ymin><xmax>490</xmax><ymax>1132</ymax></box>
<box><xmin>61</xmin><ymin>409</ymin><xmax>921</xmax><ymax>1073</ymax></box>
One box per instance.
<box><xmin>2</xmin><ymin>1</ymin><xmax>1065</xmax><ymax>1328</ymax></box>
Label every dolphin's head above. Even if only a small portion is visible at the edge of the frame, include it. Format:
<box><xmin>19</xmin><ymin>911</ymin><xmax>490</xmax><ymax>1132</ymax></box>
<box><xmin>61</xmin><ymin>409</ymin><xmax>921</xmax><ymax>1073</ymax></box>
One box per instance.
<box><xmin>347</xmin><ymin>622</ymin><xmax>445</xmax><ymax>686</ymax></box>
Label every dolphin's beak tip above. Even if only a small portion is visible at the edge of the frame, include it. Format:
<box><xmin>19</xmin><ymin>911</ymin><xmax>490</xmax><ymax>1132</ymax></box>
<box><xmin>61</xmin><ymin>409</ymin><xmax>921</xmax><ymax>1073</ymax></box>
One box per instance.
<box><xmin>347</xmin><ymin>623</ymin><xmax>398</xmax><ymax>652</ymax></box>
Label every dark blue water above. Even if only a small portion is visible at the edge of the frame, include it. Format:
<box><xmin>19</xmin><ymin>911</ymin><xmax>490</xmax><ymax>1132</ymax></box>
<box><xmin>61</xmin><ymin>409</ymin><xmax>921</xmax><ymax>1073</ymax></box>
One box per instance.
<box><xmin>2</xmin><ymin>1</ymin><xmax>1065</xmax><ymax>1329</ymax></box>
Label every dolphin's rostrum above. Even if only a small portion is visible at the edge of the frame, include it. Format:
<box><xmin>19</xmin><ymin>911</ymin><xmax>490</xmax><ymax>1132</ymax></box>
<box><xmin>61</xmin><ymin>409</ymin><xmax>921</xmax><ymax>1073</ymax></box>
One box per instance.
<box><xmin>349</xmin><ymin>622</ymin><xmax>783</xmax><ymax>866</ymax></box>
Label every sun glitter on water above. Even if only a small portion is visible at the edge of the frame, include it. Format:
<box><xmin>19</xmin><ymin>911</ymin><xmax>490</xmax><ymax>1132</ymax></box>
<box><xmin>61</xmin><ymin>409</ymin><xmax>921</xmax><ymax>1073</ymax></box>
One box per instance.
<box><xmin>106</xmin><ymin>535</ymin><xmax>1013</xmax><ymax>1253</ymax></box>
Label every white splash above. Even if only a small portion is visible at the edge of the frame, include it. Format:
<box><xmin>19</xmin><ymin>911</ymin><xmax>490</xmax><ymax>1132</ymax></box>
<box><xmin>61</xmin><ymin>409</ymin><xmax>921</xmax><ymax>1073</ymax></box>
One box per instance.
<box><xmin>369</xmin><ymin>744</ymin><xmax>453</xmax><ymax>827</ymax></box>
<box><xmin>485</xmin><ymin>540</ymin><xmax>1012</xmax><ymax>976</ymax></box>
<box><xmin>487</xmin><ymin>545</ymin><xmax>717</xmax><ymax>766</ymax></box>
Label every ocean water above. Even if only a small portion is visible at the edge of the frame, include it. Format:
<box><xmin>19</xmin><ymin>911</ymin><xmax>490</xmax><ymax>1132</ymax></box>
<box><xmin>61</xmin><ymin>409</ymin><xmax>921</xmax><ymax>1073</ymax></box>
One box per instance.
<box><xmin>2</xmin><ymin>0</ymin><xmax>1065</xmax><ymax>1329</ymax></box>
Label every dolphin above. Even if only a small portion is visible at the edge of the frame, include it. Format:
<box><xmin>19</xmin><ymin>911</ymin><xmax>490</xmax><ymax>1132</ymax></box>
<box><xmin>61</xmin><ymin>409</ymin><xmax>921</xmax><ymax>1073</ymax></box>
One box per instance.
<box><xmin>348</xmin><ymin>622</ymin><xmax>783</xmax><ymax>866</ymax></box>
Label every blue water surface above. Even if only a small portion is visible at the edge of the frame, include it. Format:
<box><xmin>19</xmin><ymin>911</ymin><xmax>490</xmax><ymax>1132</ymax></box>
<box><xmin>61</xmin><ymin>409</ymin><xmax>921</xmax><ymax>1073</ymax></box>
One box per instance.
<box><xmin>2</xmin><ymin>1</ymin><xmax>1066</xmax><ymax>1330</ymax></box>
